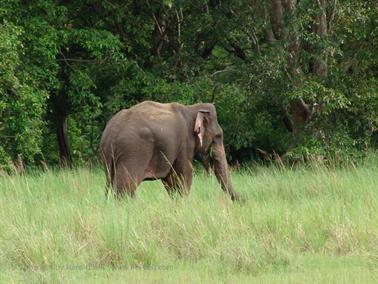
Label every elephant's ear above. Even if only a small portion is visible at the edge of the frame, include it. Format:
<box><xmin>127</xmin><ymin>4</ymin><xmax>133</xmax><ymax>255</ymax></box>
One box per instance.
<box><xmin>194</xmin><ymin>110</ymin><xmax>209</xmax><ymax>147</ymax></box>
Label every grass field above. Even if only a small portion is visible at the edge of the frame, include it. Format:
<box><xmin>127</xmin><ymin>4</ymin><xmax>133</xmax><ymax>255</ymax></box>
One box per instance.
<box><xmin>1</xmin><ymin>156</ymin><xmax>378</xmax><ymax>283</ymax></box>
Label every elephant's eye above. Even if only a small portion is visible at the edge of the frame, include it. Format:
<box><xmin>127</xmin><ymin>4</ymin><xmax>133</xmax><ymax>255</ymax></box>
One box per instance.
<box><xmin>214</xmin><ymin>133</ymin><xmax>223</xmax><ymax>141</ymax></box>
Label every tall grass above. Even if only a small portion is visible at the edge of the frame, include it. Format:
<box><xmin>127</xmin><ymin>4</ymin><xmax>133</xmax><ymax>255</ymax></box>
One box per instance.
<box><xmin>0</xmin><ymin>156</ymin><xmax>377</xmax><ymax>283</ymax></box>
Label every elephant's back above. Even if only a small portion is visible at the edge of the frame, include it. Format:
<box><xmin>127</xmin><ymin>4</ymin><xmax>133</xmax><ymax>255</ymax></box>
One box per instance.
<box><xmin>129</xmin><ymin>101</ymin><xmax>182</xmax><ymax>118</ymax></box>
<box><xmin>100</xmin><ymin>101</ymin><xmax>185</xmax><ymax>152</ymax></box>
<box><xmin>125</xmin><ymin>101</ymin><xmax>184</xmax><ymax>128</ymax></box>
<box><xmin>103</xmin><ymin>101</ymin><xmax>183</xmax><ymax>126</ymax></box>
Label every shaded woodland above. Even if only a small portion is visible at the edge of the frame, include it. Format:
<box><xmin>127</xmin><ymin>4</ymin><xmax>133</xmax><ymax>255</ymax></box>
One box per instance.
<box><xmin>0</xmin><ymin>0</ymin><xmax>377</xmax><ymax>168</ymax></box>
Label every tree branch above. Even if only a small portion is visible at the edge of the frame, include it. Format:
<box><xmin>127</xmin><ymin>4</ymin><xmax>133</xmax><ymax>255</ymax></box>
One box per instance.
<box><xmin>225</xmin><ymin>39</ymin><xmax>247</xmax><ymax>60</ymax></box>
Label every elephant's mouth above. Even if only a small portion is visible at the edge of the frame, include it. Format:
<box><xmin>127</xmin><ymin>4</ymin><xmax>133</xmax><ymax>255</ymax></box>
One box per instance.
<box><xmin>194</xmin><ymin>151</ymin><xmax>206</xmax><ymax>161</ymax></box>
<box><xmin>195</xmin><ymin>144</ymin><xmax>212</xmax><ymax>161</ymax></box>
<box><xmin>195</xmin><ymin>146</ymin><xmax>214</xmax><ymax>173</ymax></box>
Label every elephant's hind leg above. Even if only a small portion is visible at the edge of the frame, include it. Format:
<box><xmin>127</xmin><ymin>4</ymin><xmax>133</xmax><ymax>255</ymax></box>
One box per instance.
<box><xmin>114</xmin><ymin>162</ymin><xmax>141</xmax><ymax>198</ymax></box>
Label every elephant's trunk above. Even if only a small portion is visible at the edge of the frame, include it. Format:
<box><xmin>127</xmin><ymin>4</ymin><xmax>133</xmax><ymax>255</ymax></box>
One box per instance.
<box><xmin>211</xmin><ymin>142</ymin><xmax>241</xmax><ymax>202</ymax></box>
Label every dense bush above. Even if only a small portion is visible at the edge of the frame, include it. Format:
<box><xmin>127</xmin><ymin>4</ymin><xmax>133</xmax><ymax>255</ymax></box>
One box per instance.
<box><xmin>0</xmin><ymin>0</ymin><xmax>377</xmax><ymax>169</ymax></box>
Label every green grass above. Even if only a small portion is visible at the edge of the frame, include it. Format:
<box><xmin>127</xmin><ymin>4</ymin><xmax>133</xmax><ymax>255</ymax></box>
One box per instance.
<box><xmin>1</xmin><ymin>156</ymin><xmax>378</xmax><ymax>283</ymax></box>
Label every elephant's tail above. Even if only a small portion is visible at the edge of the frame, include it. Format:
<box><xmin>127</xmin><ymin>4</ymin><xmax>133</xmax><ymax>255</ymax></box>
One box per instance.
<box><xmin>99</xmin><ymin>148</ymin><xmax>115</xmax><ymax>189</ymax></box>
<box><xmin>105</xmin><ymin>156</ymin><xmax>116</xmax><ymax>189</ymax></box>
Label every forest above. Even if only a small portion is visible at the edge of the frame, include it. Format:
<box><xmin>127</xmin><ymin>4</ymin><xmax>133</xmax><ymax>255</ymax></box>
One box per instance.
<box><xmin>0</xmin><ymin>0</ymin><xmax>377</xmax><ymax>169</ymax></box>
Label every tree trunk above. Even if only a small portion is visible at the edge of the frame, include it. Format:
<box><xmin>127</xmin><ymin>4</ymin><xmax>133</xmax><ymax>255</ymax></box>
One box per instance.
<box><xmin>267</xmin><ymin>0</ymin><xmax>311</xmax><ymax>133</ymax></box>
<box><xmin>312</xmin><ymin>0</ymin><xmax>328</xmax><ymax>77</ymax></box>
<box><xmin>53</xmin><ymin>55</ymin><xmax>72</xmax><ymax>167</ymax></box>
<box><xmin>57</xmin><ymin>116</ymin><xmax>72</xmax><ymax>167</ymax></box>
<box><xmin>286</xmin><ymin>0</ymin><xmax>312</xmax><ymax>132</ymax></box>
<box><xmin>270</xmin><ymin>0</ymin><xmax>284</xmax><ymax>40</ymax></box>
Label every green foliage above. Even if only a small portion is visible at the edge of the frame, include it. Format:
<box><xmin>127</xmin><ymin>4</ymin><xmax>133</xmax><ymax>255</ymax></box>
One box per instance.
<box><xmin>0</xmin><ymin>20</ymin><xmax>48</xmax><ymax>167</ymax></box>
<box><xmin>0</xmin><ymin>0</ymin><xmax>377</xmax><ymax>167</ymax></box>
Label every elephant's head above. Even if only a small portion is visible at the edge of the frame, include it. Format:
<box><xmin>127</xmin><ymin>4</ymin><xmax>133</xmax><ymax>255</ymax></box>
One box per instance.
<box><xmin>189</xmin><ymin>103</ymin><xmax>241</xmax><ymax>202</ymax></box>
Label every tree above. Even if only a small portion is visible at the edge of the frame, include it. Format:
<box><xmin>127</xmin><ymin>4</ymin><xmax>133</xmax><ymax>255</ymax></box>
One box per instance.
<box><xmin>0</xmin><ymin>0</ymin><xmax>377</xmax><ymax>168</ymax></box>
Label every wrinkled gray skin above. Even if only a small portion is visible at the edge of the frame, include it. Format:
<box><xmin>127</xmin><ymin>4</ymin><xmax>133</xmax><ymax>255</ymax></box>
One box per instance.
<box><xmin>100</xmin><ymin>101</ymin><xmax>241</xmax><ymax>201</ymax></box>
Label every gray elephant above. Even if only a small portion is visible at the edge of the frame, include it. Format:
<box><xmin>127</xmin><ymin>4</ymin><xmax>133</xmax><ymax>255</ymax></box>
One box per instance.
<box><xmin>100</xmin><ymin>101</ymin><xmax>241</xmax><ymax>201</ymax></box>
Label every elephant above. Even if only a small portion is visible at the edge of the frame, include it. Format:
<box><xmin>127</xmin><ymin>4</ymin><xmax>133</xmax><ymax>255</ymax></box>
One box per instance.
<box><xmin>99</xmin><ymin>101</ymin><xmax>241</xmax><ymax>201</ymax></box>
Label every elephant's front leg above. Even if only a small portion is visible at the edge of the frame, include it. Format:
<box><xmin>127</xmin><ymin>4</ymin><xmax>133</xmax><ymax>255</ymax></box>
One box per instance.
<box><xmin>162</xmin><ymin>173</ymin><xmax>180</xmax><ymax>197</ymax></box>
<box><xmin>162</xmin><ymin>159</ymin><xmax>193</xmax><ymax>197</ymax></box>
